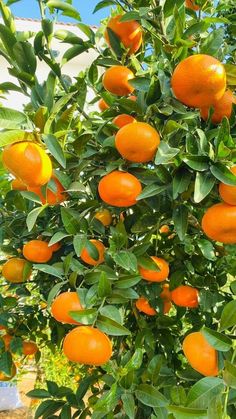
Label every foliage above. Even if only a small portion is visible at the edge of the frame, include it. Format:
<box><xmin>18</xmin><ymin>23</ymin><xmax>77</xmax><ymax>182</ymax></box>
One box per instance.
<box><xmin>0</xmin><ymin>0</ymin><xmax>236</xmax><ymax>418</ymax></box>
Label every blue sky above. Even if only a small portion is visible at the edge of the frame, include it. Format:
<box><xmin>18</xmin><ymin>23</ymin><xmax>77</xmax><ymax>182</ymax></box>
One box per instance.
<box><xmin>11</xmin><ymin>0</ymin><xmax>110</xmax><ymax>25</ymax></box>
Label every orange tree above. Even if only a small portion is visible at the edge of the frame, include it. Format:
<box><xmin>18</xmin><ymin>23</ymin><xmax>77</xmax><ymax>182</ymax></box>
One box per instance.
<box><xmin>0</xmin><ymin>0</ymin><xmax>236</xmax><ymax>417</ymax></box>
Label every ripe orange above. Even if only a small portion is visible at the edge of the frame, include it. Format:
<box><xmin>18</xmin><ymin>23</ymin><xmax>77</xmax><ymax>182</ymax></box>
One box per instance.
<box><xmin>202</xmin><ymin>203</ymin><xmax>236</xmax><ymax>244</ymax></box>
<box><xmin>23</xmin><ymin>240</ymin><xmax>53</xmax><ymax>263</ymax></box>
<box><xmin>28</xmin><ymin>176</ymin><xmax>67</xmax><ymax>205</ymax></box>
<box><xmin>159</xmin><ymin>225</ymin><xmax>170</xmax><ymax>234</ymax></box>
<box><xmin>11</xmin><ymin>178</ymin><xmax>27</xmax><ymax>191</ymax></box>
<box><xmin>0</xmin><ymin>363</ymin><xmax>16</xmax><ymax>381</ymax></box>
<box><xmin>183</xmin><ymin>331</ymin><xmax>218</xmax><ymax>376</ymax></box>
<box><xmin>63</xmin><ymin>326</ymin><xmax>112</xmax><ymax>366</ymax></box>
<box><xmin>219</xmin><ymin>166</ymin><xmax>236</xmax><ymax>205</ymax></box>
<box><xmin>49</xmin><ymin>242</ymin><xmax>61</xmax><ymax>252</ymax></box>
<box><xmin>105</xmin><ymin>14</ymin><xmax>142</xmax><ymax>55</ymax></box>
<box><xmin>139</xmin><ymin>257</ymin><xmax>169</xmax><ymax>282</ymax></box>
<box><xmin>160</xmin><ymin>284</ymin><xmax>172</xmax><ymax>314</ymax></box>
<box><xmin>2</xmin><ymin>334</ymin><xmax>12</xmax><ymax>350</ymax></box>
<box><xmin>115</xmin><ymin>122</ymin><xmax>160</xmax><ymax>163</ymax></box>
<box><xmin>113</xmin><ymin>114</ymin><xmax>136</xmax><ymax>129</ymax></box>
<box><xmin>22</xmin><ymin>341</ymin><xmax>38</xmax><ymax>356</ymax></box>
<box><xmin>135</xmin><ymin>297</ymin><xmax>156</xmax><ymax>316</ymax></box>
<box><xmin>2</xmin><ymin>258</ymin><xmax>31</xmax><ymax>283</ymax></box>
<box><xmin>98</xmin><ymin>170</ymin><xmax>142</xmax><ymax>207</ymax></box>
<box><xmin>2</xmin><ymin>142</ymin><xmax>52</xmax><ymax>187</ymax></box>
<box><xmin>80</xmin><ymin>239</ymin><xmax>105</xmax><ymax>266</ymax></box>
<box><xmin>94</xmin><ymin>209</ymin><xmax>112</xmax><ymax>226</ymax></box>
<box><xmin>103</xmin><ymin>66</ymin><xmax>134</xmax><ymax>96</ymax></box>
<box><xmin>200</xmin><ymin>90</ymin><xmax>235</xmax><ymax>124</ymax></box>
<box><xmin>51</xmin><ymin>292</ymin><xmax>83</xmax><ymax>324</ymax></box>
<box><xmin>185</xmin><ymin>0</ymin><xmax>200</xmax><ymax>10</ymax></box>
<box><xmin>171</xmin><ymin>285</ymin><xmax>199</xmax><ymax>308</ymax></box>
<box><xmin>98</xmin><ymin>98</ymin><xmax>109</xmax><ymax>111</ymax></box>
<box><xmin>171</xmin><ymin>54</ymin><xmax>226</xmax><ymax>108</ymax></box>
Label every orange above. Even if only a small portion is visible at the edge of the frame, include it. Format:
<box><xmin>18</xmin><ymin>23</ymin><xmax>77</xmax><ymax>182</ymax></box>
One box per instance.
<box><xmin>160</xmin><ymin>284</ymin><xmax>172</xmax><ymax>314</ymax></box>
<box><xmin>63</xmin><ymin>326</ymin><xmax>112</xmax><ymax>366</ymax></box>
<box><xmin>183</xmin><ymin>331</ymin><xmax>218</xmax><ymax>376</ymax></box>
<box><xmin>23</xmin><ymin>240</ymin><xmax>53</xmax><ymax>263</ymax></box>
<box><xmin>98</xmin><ymin>171</ymin><xmax>142</xmax><ymax>207</ymax></box>
<box><xmin>2</xmin><ymin>142</ymin><xmax>52</xmax><ymax>187</ymax></box>
<box><xmin>129</xmin><ymin>95</ymin><xmax>137</xmax><ymax>101</ymax></box>
<box><xmin>171</xmin><ymin>54</ymin><xmax>226</xmax><ymax>108</ymax></box>
<box><xmin>2</xmin><ymin>258</ymin><xmax>31</xmax><ymax>283</ymax></box>
<box><xmin>49</xmin><ymin>242</ymin><xmax>61</xmax><ymax>252</ymax></box>
<box><xmin>80</xmin><ymin>239</ymin><xmax>105</xmax><ymax>266</ymax></box>
<box><xmin>0</xmin><ymin>363</ymin><xmax>16</xmax><ymax>381</ymax></box>
<box><xmin>103</xmin><ymin>66</ymin><xmax>134</xmax><ymax>96</ymax></box>
<box><xmin>11</xmin><ymin>178</ymin><xmax>27</xmax><ymax>191</ymax></box>
<box><xmin>202</xmin><ymin>203</ymin><xmax>236</xmax><ymax>244</ymax></box>
<box><xmin>139</xmin><ymin>257</ymin><xmax>169</xmax><ymax>282</ymax></box>
<box><xmin>28</xmin><ymin>176</ymin><xmax>67</xmax><ymax>205</ymax></box>
<box><xmin>2</xmin><ymin>334</ymin><xmax>12</xmax><ymax>350</ymax></box>
<box><xmin>136</xmin><ymin>297</ymin><xmax>156</xmax><ymax>316</ymax></box>
<box><xmin>22</xmin><ymin>341</ymin><xmax>38</xmax><ymax>356</ymax></box>
<box><xmin>105</xmin><ymin>14</ymin><xmax>142</xmax><ymax>55</ymax></box>
<box><xmin>171</xmin><ymin>285</ymin><xmax>199</xmax><ymax>308</ymax></box>
<box><xmin>113</xmin><ymin>114</ymin><xmax>136</xmax><ymax>129</ymax></box>
<box><xmin>51</xmin><ymin>292</ymin><xmax>83</xmax><ymax>324</ymax></box>
<box><xmin>115</xmin><ymin>122</ymin><xmax>160</xmax><ymax>163</ymax></box>
<box><xmin>219</xmin><ymin>166</ymin><xmax>236</xmax><ymax>205</ymax></box>
<box><xmin>159</xmin><ymin>225</ymin><xmax>170</xmax><ymax>234</ymax></box>
<box><xmin>94</xmin><ymin>209</ymin><xmax>112</xmax><ymax>226</ymax></box>
<box><xmin>185</xmin><ymin>0</ymin><xmax>200</xmax><ymax>10</ymax></box>
<box><xmin>200</xmin><ymin>90</ymin><xmax>235</xmax><ymax>124</ymax></box>
<box><xmin>98</xmin><ymin>98</ymin><xmax>109</xmax><ymax>111</ymax></box>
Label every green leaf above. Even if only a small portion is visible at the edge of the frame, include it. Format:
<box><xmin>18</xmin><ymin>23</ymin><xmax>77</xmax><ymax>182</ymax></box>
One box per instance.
<box><xmin>69</xmin><ymin>309</ymin><xmax>97</xmax><ymax>325</ymax></box>
<box><xmin>183</xmin><ymin>156</ymin><xmax>209</xmax><ymax>171</ymax></box>
<box><xmin>48</xmin><ymin>232</ymin><xmax>70</xmax><ymax>246</ymax></box>
<box><xmin>210</xmin><ymin>163</ymin><xmax>236</xmax><ymax>186</ymax></box>
<box><xmin>201</xmin><ymin>327</ymin><xmax>232</xmax><ymax>352</ymax></box>
<box><xmin>106</xmin><ymin>27</ymin><xmax>123</xmax><ymax>57</ymax></box>
<box><xmin>113</xmin><ymin>251</ymin><xmax>137</xmax><ymax>272</ymax></box>
<box><xmin>13</xmin><ymin>41</ymin><xmax>37</xmax><ymax>74</ymax></box>
<box><xmin>155</xmin><ymin>142</ymin><xmax>179</xmax><ymax>165</ymax></box>
<box><xmin>61</xmin><ymin>207</ymin><xmax>80</xmax><ymax>234</ymax></box>
<box><xmin>186</xmin><ymin>377</ymin><xmax>224</xmax><ymax>409</ymax></box>
<box><xmin>47</xmin><ymin>0</ymin><xmax>81</xmax><ymax>20</ymax></box>
<box><xmin>200</xmin><ymin>28</ymin><xmax>224</xmax><ymax>57</ymax></box>
<box><xmin>27</xmin><ymin>389</ymin><xmax>51</xmax><ymax>399</ymax></box>
<box><xmin>121</xmin><ymin>394</ymin><xmax>135</xmax><ymax>419</ymax></box>
<box><xmin>135</xmin><ymin>384</ymin><xmax>168</xmax><ymax>407</ymax></box>
<box><xmin>35</xmin><ymin>400</ymin><xmax>65</xmax><ymax>419</ymax></box>
<box><xmin>224</xmin><ymin>63</ymin><xmax>236</xmax><ymax>86</ymax></box>
<box><xmin>44</xmin><ymin>92</ymin><xmax>74</xmax><ymax>133</ymax></box>
<box><xmin>0</xmin><ymin>129</ymin><xmax>34</xmax><ymax>146</ymax></box>
<box><xmin>0</xmin><ymin>82</ymin><xmax>22</xmax><ymax>93</ymax></box>
<box><xmin>20</xmin><ymin>191</ymin><xmax>42</xmax><ymax>204</ymax></box>
<box><xmin>26</xmin><ymin>205</ymin><xmax>47</xmax><ymax>232</ymax></box>
<box><xmin>0</xmin><ymin>23</ymin><xmax>16</xmax><ymax>58</ymax></box>
<box><xmin>0</xmin><ymin>108</ymin><xmax>28</xmax><ymax>129</ymax></box>
<box><xmin>93</xmin><ymin>0</ymin><xmax>116</xmax><ymax>14</ymax></box>
<box><xmin>207</xmin><ymin>395</ymin><xmax>223</xmax><ymax>419</ymax></box>
<box><xmin>98</xmin><ymin>272</ymin><xmax>112</xmax><ymax>298</ymax></box>
<box><xmin>115</xmin><ymin>274</ymin><xmax>141</xmax><ymax>289</ymax></box>
<box><xmin>0</xmin><ymin>351</ymin><xmax>13</xmax><ymax>376</ymax></box>
<box><xmin>194</xmin><ymin>172</ymin><xmax>215</xmax><ymax>203</ymax></box>
<box><xmin>34</xmin><ymin>264</ymin><xmax>63</xmax><ymax>279</ymax></box>
<box><xmin>99</xmin><ymin>305</ymin><xmax>122</xmax><ymax>324</ymax></box>
<box><xmin>198</xmin><ymin>239</ymin><xmax>216</xmax><ymax>261</ymax></box>
<box><xmin>124</xmin><ymin>348</ymin><xmax>143</xmax><ymax>371</ymax></box>
<box><xmin>73</xmin><ymin>234</ymin><xmax>87</xmax><ymax>257</ymax></box>
<box><xmin>173</xmin><ymin>205</ymin><xmax>188</xmax><ymax>241</ymax></box>
<box><xmin>168</xmin><ymin>405</ymin><xmax>207</xmax><ymax>419</ymax></box>
<box><xmin>223</xmin><ymin>360</ymin><xmax>236</xmax><ymax>389</ymax></box>
<box><xmin>43</xmin><ymin>134</ymin><xmax>66</xmax><ymax>168</ymax></box>
<box><xmin>137</xmin><ymin>184</ymin><xmax>168</xmax><ymax>200</ymax></box>
<box><xmin>220</xmin><ymin>300</ymin><xmax>236</xmax><ymax>332</ymax></box>
<box><xmin>62</xmin><ymin>43</ymin><xmax>90</xmax><ymax>65</ymax></box>
<box><xmin>129</xmin><ymin>77</ymin><xmax>150</xmax><ymax>92</ymax></box>
<box><xmin>173</xmin><ymin>168</ymin><xmax>191</xmax><ymax>199</ymax></box>
<box><xmin>47</xmin><ymin>282</ymin><xmax>66</xmax><ymax>307</ymax></box>
<box><xmin>96</xmin><ymin>315</ymin><xmax>131</xmax><ymax>336</ymax></box>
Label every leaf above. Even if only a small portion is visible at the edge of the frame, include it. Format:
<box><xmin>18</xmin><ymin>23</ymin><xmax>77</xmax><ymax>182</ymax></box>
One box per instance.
<box><xmin>62</xmin><ymin>43</ymin><xmax>90</xmax><ymax>65</ymax></box>
<box><xmin>121</xmin><ymin>394</ymin><xmax>135</xmax><ymax>419</ymax></box>
<box><xmin>0</xmin><ymin>129</ymin><xmax>34</xmax><ymax>146</ymax></box>
<box><xmin>99</xmin><ymin>305</ymin><xmax>122</xmax><ymax>324</ymax></box>
<box><xmin>210</xmin><ymin>163</ymin><xmax>236</xmax><ymax>186</ymax></box>
<box><xmin>186</xmin><ymin>377</ymin><xmax>224</xmax><ymax>409</ymax></box>
<box><xmin>173</xmin><ymin>205</ymin><xmax>188</xmax><ymax>241</ymax></box>
<box><xmin>113</xmin><ymin>251</ymin><xmax>137</xmax><ymax>272</ymax></box>
<box><xmin>0</xmin><ymin>351</ymin><xmax>13</xmax><ymax>376</ymax></box>
<box><xmin>48</xmin><ymin>232</ymin><xmax>70</xmax><ymax>246</ymax></box>
<box><xmin>135</xmin><ymin>384</ymin><xmax>168</xmax><ymax>407</ymax></box>
<box><xmin>201</xmin><ymin>327</ymin><xmax>232</xmax><ymax>352</ymax></box>
<box><xmin>73</xmin><ymin>234</ymin><xmax>87</xmax><ymax>257</ymax></box>
<box><xmin>173</xmin><ymin>168</ymin><xmax>191</xmax><ymax>199</ymax></box>
<box><xmin>47</xmin><ymin>282</ymin><xmax>67</xmax><ymax>307</ymax></box>
<box><xmin>129</xmin><ymin>77</ymin><xmax>150</xmax><ymax>92</ymax></box>
<box><xmin>0</xmin><ymin>107</ymin><xmax>28</xmax><ymax>129</ymax></box>
<box><xmin>43</xmin><ymin>134</ymin><xmax>66</xmax><ymax>168</ymax></box>
<box><xmin>47</xmin><ymin>0</ymin><xmax>81</xmax><ymax>20</ymax></box>
<box><xmin>35</xmin><ymin>400</ymin><xmax>65</xmax><ymax>419</ymax></box>
<box><xmin>194</xmin><ymin>172</ymin><xmax>215</xmax><ymax>203</ymax></box>
<box><xmin>124</xmin><ymin>348</ymin><xmax>143</xmax><ymax>371</ymax></box>
<box><xmin>224</xmin><ymin>63</ymin><xmax>236</xmax><ymax>86</ymax></box>
<box><xmin>20</xmin><ymin>191</ymin><xmax>42</xmax><ymax>204</ymax></box>
<box><xmin>96</xmin><ymin>315</ymin><xmax>131</xmax><ymax>336</ymax></box>
<box><xmin>183</xmin><ymin>156</ymin><xmax>209</xmax><ymax>171</ymax></box>
<box><xmin>106</xmin><ymin>27</ymin><xmax>123</xmax><ymax>57</ymax></box>
<box><xmin>61</xmin><ymin>207</ymin><xmax>80</xmax><ymax>234</ymax></box>
<box><xmin>220</xmin><ymin>300</ymin><xmax>236</xmax><ymax>331</ymax></box>
<box><xmin>155</xmin><ymin>142</ymin><xmax>179</xmax><ymax>165</ymax></box>
<box><xmin>198</xmin><ymin>239</ymin><xmax>216</xmax><ymax>261</ymax></box>
<box><xmin>13</xmin><ymin>41</ymin><xmax>37</xmax><ymax>74</ymax></box>
<box><xmin>44</xmin><ymin>92</ymin><xmax>74</xmax><ymax>133</ymax></box>
<box><xmin>168</xmin><ymin>405</ymin><xmax>208</xmax><ymax>419</ymax></box>
<box><xmin>93</xmin><ymin>0</ymin><xmax>116</xmax><ymax>14</ymax></box>
<box><xmin>223</xmin><ymin>360</ymin><xmax>236</xmax><ymax>389</ymax></box>
<box><xmin>200</xmin><ymin>28</ymin><xmax>224</xmax><ymax>57</ymax></box>
<box><xmin>98</xmin><ymin>272</ymin><xmax>112</xmax><ymax>298</ymax></box>
<box><xmin>34</xmin><ymin>264</ymin><xmax>63</xmax><ymax>279</ymax></box>
<box><xmin>137</xmin><ymin>184</ymin><xmax>168</xmax><ymax>200</ymax></box>
<box><xmin>69</xmin><ymin>309</ymin><xmax>97</xmax><ymax>325</ymax></box>
<box><xmin>26</xmin><ymin>205</ymin><xmax>47</xmax><ymax>232</ymax></box>
<box><xmin>115</xmin><ymin>275</ymin><xmax>141</xmax><ymax>289</ymax></box>
<box><xmin>207</xmin><ymin>395</ymin><xmax>223</xmax><ymax>419</ymax></box>
<box><xmin>27</xmin><ymin>389</ymin><xmax>51</xmax><ymax>399</ymax></box>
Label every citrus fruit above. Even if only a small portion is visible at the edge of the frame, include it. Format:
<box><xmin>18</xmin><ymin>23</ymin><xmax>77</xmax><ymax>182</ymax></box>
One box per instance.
<box><xmin>171</xmin><ymin>285</ymin><xmax>199</xmax><ymax>308</ymax></box>
<box><xmin>2</xmin><ymin>258</ymin><xmax>31</xmax><ymax>283</ymax></box>
<box><xmin>200</xmin><ymin>90</ymin><xmax>235</xmax><ymax>124</ymax></box>
<box><xmin>94</xmin><ymin>209</ymin><xmax>112</xmax><ymax>226</ymax></box>
<box><xmin>159</xmin><ymin>225</ymin><xmax>170</xmax><ymax>234</ymax></box>
<box><xmin>49</xmin><ymin>242</ymin><xmax>61</xmax><ymax>252</ymax></box>
<box><xmin>202</xmin><ymin>203</ymin><xmax>236</xmax><ymax>244</ymax></box>
<box><xmin>98</xmin><ymin>98</ymin><xmax>109</xmax><ymax>111</ymax></box>
<box><xmin>183</xmin><ymin>331</ymin><xmax>218</xmax><ymax>376</ymax></box>
<box><xmin>23</xmin><ymin>240</ymin><xmax>53</xmax><ymax>263</ymax></box>
<box><xmin>103</xmin><ymin>66</ymin><xmax>134</xmax><ymax>96</ymax></box>
<box><xmin>2</xmin><ymin>142</ymin><xmax>52</xmax><ymax>187</ymax></box>
<box><xmin>22</xmin><ymin>341</ymin><xmax>38</xmax><ymax>356</ymax></box>
<box><xmin>2</xmin><ymin>334</ymin><xmax>12</xmax><ymax>350</ymax></box>
<box><xmin>185</xmin><ymin>0</ymin><xmax>200</xmax><ymax>10</ymax></box>
<box><xmin>171</xmin><ymin>54</ymin><xmax>226</xmax><ymax>108</ymax></box>
<box><xmin>105</xmin><ymin>14</ymin><xmax>142</xmax><ymax>55</ymax></box>
<box><xmin>11</xmin><ymin>178</ymin><xmax>27</xmax><ymax>191</ymax></box>
<box><xmin>0</xmin><ymin>363</ymin><xmax>16</xmax><ymax>381</ymax></box>
<box><xmin>139</xmin><ymin>257</ymin><xmax>169</xmax><ymax>282</ymax></box>
<box><xmin>219</xmin><ymin>166</ymin><xmax>236</xmax><ymax>205</ymax></box>
<box><xmin>63</xmin><ymin>326</ymin><xmax>112</xmax><ymax>366</ymax></box>
<box><xmin>136</xmin><ymin>297</ymin><xmax>156</xmax><ymax>316</ymax></box>
<box><xmin>28</xmin><ymin>176</ymin><xmax>67</xmax><ymax>205</ymax></box>
<box><xmin>80</xmin><ymin>239</ymin><xmax>105</xmax><ymax>266</ymax></box>
<box><xmin>51</xmin><ymin>292</ymin><xmax>83</xmax><ymax>324</ymax></box>
<box><xmin>115</xmin><ymin>122</ymin><xmax>160</xmax><ymax>162</ymax></box>
<box><xmin>113</xmin><ymin>114</ymin><xmax>136</xmax><ymax>129</ymax></box>
<box><xmin>160</xmin><ymin>284</ymin><xmax>172</xmax><ymax>314</ymax></box>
